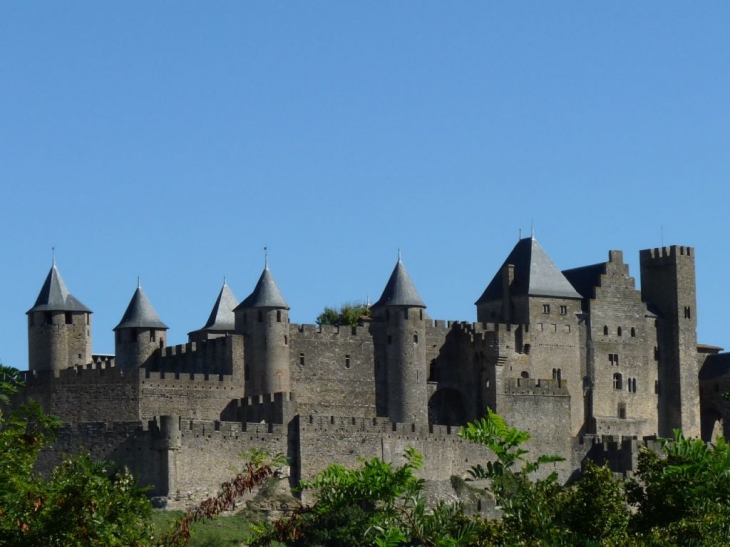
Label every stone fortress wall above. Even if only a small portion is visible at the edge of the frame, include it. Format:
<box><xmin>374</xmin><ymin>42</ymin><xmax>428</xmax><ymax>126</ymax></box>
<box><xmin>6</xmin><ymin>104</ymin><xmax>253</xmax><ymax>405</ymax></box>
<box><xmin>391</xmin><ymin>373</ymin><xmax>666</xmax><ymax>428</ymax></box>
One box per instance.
<box><xmin>20</xmin><ymin>239</ymin><xmax>730</xmax><ymax>506</ymax></box>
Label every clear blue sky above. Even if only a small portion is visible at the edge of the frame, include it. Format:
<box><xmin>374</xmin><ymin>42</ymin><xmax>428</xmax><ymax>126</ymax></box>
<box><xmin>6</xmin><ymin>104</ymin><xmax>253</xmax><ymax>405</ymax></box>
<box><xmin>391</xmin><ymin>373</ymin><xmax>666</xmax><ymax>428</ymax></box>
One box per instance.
<box><xmin>2</xmin><ymin>3</ymin><xmax>728</xmax><ymax>369</ymax></box>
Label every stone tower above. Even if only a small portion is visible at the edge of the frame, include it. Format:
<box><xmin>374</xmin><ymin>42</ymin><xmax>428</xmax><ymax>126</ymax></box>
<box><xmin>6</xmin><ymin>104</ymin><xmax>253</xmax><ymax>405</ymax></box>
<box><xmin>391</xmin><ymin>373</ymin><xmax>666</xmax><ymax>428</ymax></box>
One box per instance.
<box><xmin>640</xmin><ymin>245</ymin><xmax>700</xmax><ymax>438</ymax></box>
<box><xmin>371</xmin><ymin>256</ymin><xmax>428</xmax><ymax>425</ymax></box>
<box><xmin>234</xmin><ymin>265</ymin><xmax>290</xmax><ymax>396</ymax></box>
<box><xmin>114</xmin><ymin>283</ymin><xmax>168</xmax><ymax>370</ymax></box>
<box><xmin>27</xmin><ymin>262</ymin><xmax>92</xmax><ymax>372</ymax></box>
<box><xmin>188</xmin><ymin>280</ymin><xmax>238</xmax><ymax>344</ymax></box>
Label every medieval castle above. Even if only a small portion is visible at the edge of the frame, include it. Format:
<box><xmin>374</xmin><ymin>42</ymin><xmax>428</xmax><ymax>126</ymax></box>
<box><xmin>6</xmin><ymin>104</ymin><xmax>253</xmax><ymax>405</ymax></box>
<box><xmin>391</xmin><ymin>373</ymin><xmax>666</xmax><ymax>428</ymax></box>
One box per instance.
<box><xmin>18</xmin><ymin>237</ymin><xmax>730</xmax><ymax>504</ymax></box>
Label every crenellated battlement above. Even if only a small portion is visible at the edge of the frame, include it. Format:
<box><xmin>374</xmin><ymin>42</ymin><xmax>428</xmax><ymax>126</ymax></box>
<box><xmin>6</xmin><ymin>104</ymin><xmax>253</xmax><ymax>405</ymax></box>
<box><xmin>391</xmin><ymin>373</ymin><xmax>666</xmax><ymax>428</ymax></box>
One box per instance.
<box><xmin>503</xmin><ymin>377</ymin><xmax>570</xmax><ymax>396</ymax></box>
<box><xmin>150</xmin><ymin>415</ymin><xmax>288</xmax><ymax>439</ymax></box>
<box><xmin>23</xmin><ymin>362</ymin><xmax>131</xmax><ymax>385</ymax></box>
<box><xmin>140</xmin><ymin>369</ymin><xmax>236</xmax><ymax>385</ymax></box>
<box><xmin>641</xmin><ymin>245</ymin><xmax>694</xmax><ymax>260</ymax></box>
<box><xmin>300</xmin><ymin>414</ymin><xmax>465</xmax><ymax>439</ymax></box>
<box><xmin>292</xmin><ymin>323</ymin><xmax>373</xmax><ymax>339</ymax></box>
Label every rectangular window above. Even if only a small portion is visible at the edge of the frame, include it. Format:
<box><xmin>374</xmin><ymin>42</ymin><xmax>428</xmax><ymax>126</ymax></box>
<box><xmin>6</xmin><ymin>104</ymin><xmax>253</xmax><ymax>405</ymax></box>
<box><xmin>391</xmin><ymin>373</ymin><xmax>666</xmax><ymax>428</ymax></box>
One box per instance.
<box><xmin>559</xmin><ymin>305</ymin><xmax>567</xmax><ymax>315</ymax></box>
<box><xmin>609</xmin><ymin>353</ymin><xmax>619</xmax><ymax>366</ymax></box>
<box><xmin>345</xmin><ymin>355</ymin><xmax>351</xmax><ymax>369</ymax></box>
<box><xmin>299</xmin><ymin>353</ymin><xmax>305</xmax><ymax>366</ymax></box>
<box><xmin>65</xmin><ymin>312</ymin><xmax>72</xmax><ymax>325</ymax></box>
<box><xmin>45</xmin><ymin>312</ymin><xmax>53</xmax><ymax>325</ymax></box>
<box><xmin>543</xmin><ymin>304</ymin><xmax>550</xmax><ymax>314</ymax></box>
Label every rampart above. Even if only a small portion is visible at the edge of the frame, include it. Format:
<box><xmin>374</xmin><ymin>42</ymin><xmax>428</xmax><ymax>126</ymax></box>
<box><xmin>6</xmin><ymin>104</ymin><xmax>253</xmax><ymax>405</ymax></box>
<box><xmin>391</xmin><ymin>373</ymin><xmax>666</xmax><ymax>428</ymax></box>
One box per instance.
<box><xmin>289</xmin><ymin>324</ymin><xmax>377</xmax><ymax>417</ymax></box>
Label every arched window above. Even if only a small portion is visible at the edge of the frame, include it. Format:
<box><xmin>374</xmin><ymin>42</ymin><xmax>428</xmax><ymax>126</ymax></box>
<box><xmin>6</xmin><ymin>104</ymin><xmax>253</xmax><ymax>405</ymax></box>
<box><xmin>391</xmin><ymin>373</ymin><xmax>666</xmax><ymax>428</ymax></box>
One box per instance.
<box><xmin>521</xmin><ymin>371</ymin><xmax>530</xmax><ymax>379</ymax></box>
<box><xmin>603</xmin><ymin>325</ymin><xmax>609</xmax><ymax>336</ymax></box>
<box><xmin>631</xmin><ymin>327</ymin><xmax>636</xmax><ymax>337</ymax></box>
<box><xmin>617</xmin><ymin>326</ymin><xmax>623</xmax><ymax>337</ymax></box>
<box><xmin>552</xmin><ymin>368</ymin><xmax>562</xmax><ymax>381</ymax></box>
<box><xmin>613</xmin><ymin>373</ymin><xmax>623</xmax><ymax>390</ymax></box>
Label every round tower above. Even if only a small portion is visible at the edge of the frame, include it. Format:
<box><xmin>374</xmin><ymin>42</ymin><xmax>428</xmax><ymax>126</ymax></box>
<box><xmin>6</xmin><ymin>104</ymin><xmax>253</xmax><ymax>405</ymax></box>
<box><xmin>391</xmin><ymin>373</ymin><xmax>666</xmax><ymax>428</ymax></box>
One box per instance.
<box><xmin>233</xmin><ymin>264</ymin><xmax>290</xmax><ymax>396</ymax></box>
<box><xmin>372</xmin><ymin>255</ymin><xmax>428</xmax><ymax>425</ymax></box>
<box><xmin>27</xmin><ymin>262</ymin><xmax>92</xmax><ymax>372</ymax></box>
<box><xmin>114</xmin><ymin>282</ymin><xmax>168</xmax><ymax>370</ymax></box>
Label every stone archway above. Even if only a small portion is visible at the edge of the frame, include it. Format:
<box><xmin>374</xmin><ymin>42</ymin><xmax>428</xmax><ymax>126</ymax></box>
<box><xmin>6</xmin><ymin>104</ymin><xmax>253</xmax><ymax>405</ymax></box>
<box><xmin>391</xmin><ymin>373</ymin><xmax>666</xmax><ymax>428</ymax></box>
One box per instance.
<box><xmin>702</xmin><ymin>407</ymin><xmax>724</xmax><ymax>442</ymax></box>
<box><xmin>428</xmin><ymin>388</ymin><xmax>467</xmax><ymax>427</ymax></box>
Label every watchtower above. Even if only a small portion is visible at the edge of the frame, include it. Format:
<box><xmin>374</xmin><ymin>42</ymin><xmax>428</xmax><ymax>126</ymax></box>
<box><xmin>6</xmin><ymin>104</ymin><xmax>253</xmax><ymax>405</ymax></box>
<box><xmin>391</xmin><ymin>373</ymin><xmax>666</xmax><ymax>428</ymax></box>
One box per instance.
<box><xmin>27</xmin><ymin>263</ymin><xmax>92</xmax><ymax>372</ymax></box>
<box><xmin>114</xmin><ymin>283</ymin><xmax>168</xmax><ymax>370</ymax></box>
<box><xmin>371</xmin><ymin>256</ymin><xmax>428</xmax><ymax>425</ymax></box>
<box><xmin>233</xmin><ymin>265</ymin><xmax>290</xmax><ymax>396</ymax></box>
<box><xmin>640</xmin><ymin>245</ymin><xmax>700</xmax><ymax>438</ymax></box>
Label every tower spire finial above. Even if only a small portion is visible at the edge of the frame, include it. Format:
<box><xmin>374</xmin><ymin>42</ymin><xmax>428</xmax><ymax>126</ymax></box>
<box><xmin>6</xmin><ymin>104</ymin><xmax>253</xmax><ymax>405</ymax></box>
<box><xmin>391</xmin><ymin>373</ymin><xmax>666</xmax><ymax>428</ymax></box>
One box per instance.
<box><xmin>264</xmin><ymin>246</ymin><xmax>268</xmax><ymax>269</ymax></box>
<box><xmin>137</xmin><ymin>276</ymin><xmax>141</xmax><ymax>289</ymax></box>
<box><xmin>398</xmin><ymin>248</ymin><xmax>402</xmax><ymax>262</ymax></box>
<box><xmin>531</xmin><ymin>221</ymin><xmax>534</xmax><ymax>238</ymax></box>
<box><xmin>519</xmin><ymin>228</ymin><xmax>522</xmax><ymax>240</ymax></box>
<box><xmin>223</xmin><ymin>275</ymin><xmax>227</xmax><ymax>286</ymax></box>
<box><xmin>51</xmin><ymin>246</ymin><xmax>56</xmax><ymax>266</ymax></box>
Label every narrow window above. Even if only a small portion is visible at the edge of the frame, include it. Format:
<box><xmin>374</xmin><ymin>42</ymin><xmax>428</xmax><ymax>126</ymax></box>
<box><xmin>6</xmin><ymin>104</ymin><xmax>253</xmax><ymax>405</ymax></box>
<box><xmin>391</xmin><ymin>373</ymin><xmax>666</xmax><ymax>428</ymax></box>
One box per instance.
<box><xmin>603</xmin><ymin>325</ymin><xmax>609</xmax><ymax>336</ymax></box>
<box><xmin>617</xmin><ymin>326</ymin><xmax>622</xmax><ymax>337</ymax></box>
<box><xmin>684</xmin><ymin>306</ymin><xmax>691</xmax><ymax>319</ymax></box>
<box><xmin>403</xmin><ymin>308</ymin><xmax>409</xmax><ymax>320</ymax></box>
<box><xmin>277</xmin><ymin>310</ymin><xmax>282</xmax><ymax>323</ymax></box>
<box><xmin>258</xmin><ymin>310</ymin><xmax>263</xmax><ymax>322</ymax></box>
<box><xmin>559</xmin><ymin>305</ymin><xmax>567</xmax><ymax>315</ymax></box>
<box><xmin>655</xmin><ymin>380</ymin><xmax>659</xmax><ymax>394</ymax></box>
<box><xmin>413</xmin><ymin>333</ymin><xmax>418</xmax><ymax>344</ymax></box>
<box><xmin>618</xmin><ymin>403</ymin><xmax>627</xmax><ymax>419</ymax></box>
<box><xmin>609</xmin><ymin>353</ymin><xmax>619</xmax><ymax>366</ymax></box>
<box><xmin>64</xmin><ymin>312</ymin><xmax>72</xmax><ymax>325</ymax></box>
<box><xmin>523</xmin><ymin>343</ymin><xmax>531</xmax><ymax>354</ymax></box>
<box><xmin>654</xmin><ymin>347</ymin><xmax>659</xmax><ymax>361</ymax></box>
<box><xmin>45</xmin><ymin>312</ymin><xmax>53</xmax><ymax>325</ymax></box>
<box><xmin>345</xmin><ymin>355</ymin><xmax>351</xmax><ymax>369</ymax></box>
<box><xmin>552</xmin><ymin>368</ymin><xmax>562</xmax><ymax>381</ymax></box>
<box><xmin>613</xmin><ymin>373</ymin><xmax>623</xmax><ymax>390</ymax></box>
<box><xmin>150</xmin><ymin>330</ymin><xmax>156</xmax><ymax>342</ymax></box>
<box><xmin>419</xmin><ymin>309</ymin><xmax>423</xmax><ymax>320</ymax></box>
<box><xmin>284</xmin><ymin>335</ymin><xmax>288</xmax><ymax>345</ymax></box>
<box><xmin>428</xmin><ymin>360</ymin><xmax>438</xmax><ymax>381</ymax></box>
<box><xmin>299</xmin><ymin>353</ymin><xmax>305</xmax><ymax>366</ymax></box>
<box><xmin>543</xmin><ymin>304</ymin><xmax>550</xmax><ymax>314</ymax></box>
<box><xmin>631</xmin><ymin>327</ymin><xmax>636</xmax><ymax>337</ymax></box>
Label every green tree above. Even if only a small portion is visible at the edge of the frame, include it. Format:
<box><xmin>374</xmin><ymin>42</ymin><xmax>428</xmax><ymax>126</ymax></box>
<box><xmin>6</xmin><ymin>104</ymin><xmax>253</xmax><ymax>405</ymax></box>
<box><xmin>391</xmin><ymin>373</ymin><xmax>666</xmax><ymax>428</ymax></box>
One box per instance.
<box><xmin>0</xmin><ymin>364</ymin><xmax>154</xmax><ymax>547</ymax></box>
<box><xmin>316</xmin><ymin>302</ymin><xmax>371</xmax><ymax>328</ymax></box>
<box><xmin>626</xmin><ymin>431</ymin><xmax>730</xmax><ymax>545</ymax></box>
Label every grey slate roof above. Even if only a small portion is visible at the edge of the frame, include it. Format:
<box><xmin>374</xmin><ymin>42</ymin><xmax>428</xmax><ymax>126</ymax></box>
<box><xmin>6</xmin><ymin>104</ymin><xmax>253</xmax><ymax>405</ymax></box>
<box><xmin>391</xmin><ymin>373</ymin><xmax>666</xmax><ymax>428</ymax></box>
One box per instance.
<box><xmin>476</xmin><ymin>237</ymin><xmax>582</xmax><ymax>304</ymax></box>
<box><xmin>235</xmin><ymin>268</ymin><xmax>289</xmax><ymax>310</ymax></box>
<box><xmin>28</xmin><ymin>264</ymin><xmax>91</xmax><ymax>314</ymax></box>
<box><xmin>197</xmin><ymin>282</ymin><xmax>238</xmax><ymax>332</ymax></box>
<box><xmin>562</xmin><ymin>263</ymin><xmax>606</xmax><ymax>300</ymax></box>
<box><xmin>372</xmin><ymin>259</ymin><xmax>426</xmax><ymax>308</ymax></box>
<box><xmin>114</xmin><ymin>286</ymin><xmax>169</xmax><ymax>330</ymax></box>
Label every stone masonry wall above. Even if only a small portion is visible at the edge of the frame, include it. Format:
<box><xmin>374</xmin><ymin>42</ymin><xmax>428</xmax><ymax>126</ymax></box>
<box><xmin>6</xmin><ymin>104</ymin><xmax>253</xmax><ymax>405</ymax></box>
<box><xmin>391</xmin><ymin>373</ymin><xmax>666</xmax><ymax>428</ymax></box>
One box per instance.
<box><xmin>289</xmin><ymin>324</ymin><xmax>377</xmax><ymax>417</ymax></box>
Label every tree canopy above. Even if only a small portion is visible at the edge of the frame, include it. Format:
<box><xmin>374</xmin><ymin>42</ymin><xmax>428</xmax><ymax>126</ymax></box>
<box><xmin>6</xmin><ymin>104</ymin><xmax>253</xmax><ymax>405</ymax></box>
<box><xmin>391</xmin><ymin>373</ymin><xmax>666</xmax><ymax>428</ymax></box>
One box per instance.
<box><xmin>316</xmin><ymin>302</ymin><xmax>371</xmax><ymax>328</ymax></box>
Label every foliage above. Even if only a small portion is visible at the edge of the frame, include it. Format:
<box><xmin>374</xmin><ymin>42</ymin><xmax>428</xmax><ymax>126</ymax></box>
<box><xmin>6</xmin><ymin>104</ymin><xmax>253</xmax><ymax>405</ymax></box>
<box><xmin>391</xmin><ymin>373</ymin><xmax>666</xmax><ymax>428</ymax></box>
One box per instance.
<box><xmin>316</xmin><ymin>301</ymin><xmax>371</xmax><ymax>328</ymax></box>
<box><xmin>0</xmin><ymin>364</ymin><xmax>153</xmax><ymax>547</ymax></box>
<box><xmin>250</xmin><ymin>446</ymin><xmax>485</xmax><ymax>546</ymax></box>
<box><xmin>626</xmin><ymin>430</ymin><xmax>730</xmax><ymax>545</ymax></box>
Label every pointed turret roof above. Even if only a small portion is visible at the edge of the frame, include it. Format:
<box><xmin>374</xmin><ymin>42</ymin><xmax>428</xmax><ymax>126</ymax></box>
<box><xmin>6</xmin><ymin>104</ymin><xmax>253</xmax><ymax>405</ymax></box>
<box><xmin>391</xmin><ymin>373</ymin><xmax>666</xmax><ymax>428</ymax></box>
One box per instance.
<box><xmin>114</xmin><ymin>285</ymin><xmax>168</xmax><ymax>330</ymax></box>
<box><xmin>372</xmin><ymin>258</ymin><xmax>426</xmax><ymax>308</ymax></box>
<box><xmin>235</xmin><ymin>267</ymin><xmax>289</xmax><ymax>310</ymax></box>
<box><xmin>28</xmin><ymin>264</ymin><xmax>91</xmax><ymax>313</ymax></box>
<box><xmin>196</xmin><ymin>281</ymin><xmax>238</xmax><ymax>332</ymax></box>
<box><xmin>476</xmin><ymin>237</ymin><xmax>581</xmax><ymax>304</ymax></box>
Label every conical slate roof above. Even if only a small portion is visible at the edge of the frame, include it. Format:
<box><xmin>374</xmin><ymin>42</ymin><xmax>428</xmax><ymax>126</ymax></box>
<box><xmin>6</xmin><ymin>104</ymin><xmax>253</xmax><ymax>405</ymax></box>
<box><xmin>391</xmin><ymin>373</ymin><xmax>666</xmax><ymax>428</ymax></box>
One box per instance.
<box><xmin>28</xmin><ymin>264</ymin><xmax>91</xmax><ymax>313</ymax></box>
<box><xmin>235</xmin><ymin>268</ymin><xmax>289</xmax><ymax>310</ymax></box>
<box><xmin>196</xmin><ymin>282</ymin><xmax>238</xmax><ymax>332</ymax></box>
<box><xmin>476</xmin><ymin>237</ymin><xmax>581</xmax><ymax>304</ymax></box>
<box><xmin>372</xmin><ymin>259</ymin><xmax>426</xmax><ymax>308</ymax></box>
<box><xmin>114</xmin><ymin>286</ymin><xmax>168</xmax><ymax>330</ymax></box>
